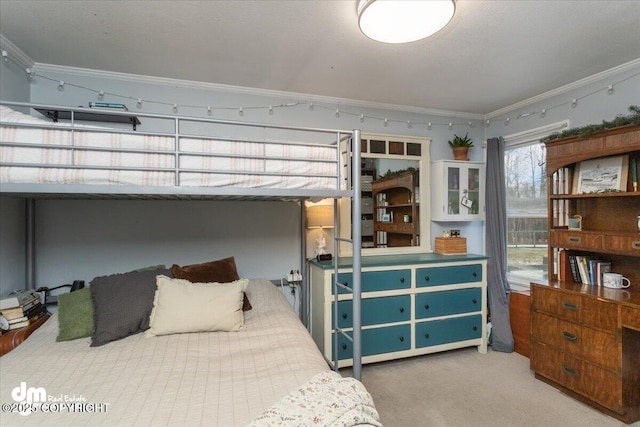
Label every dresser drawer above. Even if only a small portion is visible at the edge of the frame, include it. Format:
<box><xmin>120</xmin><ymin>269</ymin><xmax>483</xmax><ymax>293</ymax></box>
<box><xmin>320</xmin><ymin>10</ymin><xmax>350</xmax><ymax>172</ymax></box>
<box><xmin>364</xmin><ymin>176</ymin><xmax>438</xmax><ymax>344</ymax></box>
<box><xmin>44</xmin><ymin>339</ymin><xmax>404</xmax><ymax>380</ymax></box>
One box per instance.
<box><xmin>603</xmin><ymin>234</ymin><xmax>640</xmax><ymax>255</ymax></box>
<box><xmin>415</xmin><ymin>288</ymin><xmax>481</xmax><ymax>319</ymax></box>
<box><xmin>532</xmin><ymin>285</ymin><xmax>618</xmax><ymax>331</ymax></box>
<box><xmin>334</xmin><ymin>295</ymin><xmax>410</xmax><ymax>328</ymax></box>
<box><xmin>334</xmin><ymin>324</ymin><xmax>411</xmax><ymax>360</ymax></box>
<box><xmin>333</xmin><ymin>269</ymin><xmax>410</xmax><ymax>294</ymax></box>
<box><xmin>531</xmin><ymin>341</ymin><xmax>623</xmax><ymax>413</ymax></box>
<box><xmin>416</xmin><ymin>264</ymin><xmax>482</xmax><ymax>287</ymax></box>
<box><xmin>549</xmin><ymin>229</ymin><xmax>604</xmax><ymax>251</ymax></box>
<box><xmin>531</xmin><ymin>312</ymin><xmax>620</xmax><ymax>371</ymax></box>
<box><xmin>415</xmin><ymin>314</ymin><xmax>482</xmax><ymax>348</ymax></box>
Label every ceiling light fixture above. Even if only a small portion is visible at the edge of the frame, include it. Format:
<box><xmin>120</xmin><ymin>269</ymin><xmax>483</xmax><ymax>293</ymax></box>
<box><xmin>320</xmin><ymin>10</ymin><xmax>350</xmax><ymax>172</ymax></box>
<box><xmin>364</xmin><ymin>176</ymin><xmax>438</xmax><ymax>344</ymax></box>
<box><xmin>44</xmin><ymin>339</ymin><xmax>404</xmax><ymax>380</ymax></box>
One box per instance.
<box><xmin>357</xmin><ymin>0</ymin><xmax>455</xmax><ymax>44</ymax></box>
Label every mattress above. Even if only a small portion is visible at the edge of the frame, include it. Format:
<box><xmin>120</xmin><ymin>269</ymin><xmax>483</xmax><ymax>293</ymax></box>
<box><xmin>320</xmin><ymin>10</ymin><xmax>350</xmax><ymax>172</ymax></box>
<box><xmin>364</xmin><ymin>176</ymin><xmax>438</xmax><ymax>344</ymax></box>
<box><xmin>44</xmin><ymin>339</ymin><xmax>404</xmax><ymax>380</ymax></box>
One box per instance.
<box><xmin>0</xmin><ymin>279</ymin><xmax>334</xmax><ymax>426</ymax></box>
<box><xmin>0</xmin><ymin>106</ymin><xmax>341</xmax><ymax>191</ymax></box>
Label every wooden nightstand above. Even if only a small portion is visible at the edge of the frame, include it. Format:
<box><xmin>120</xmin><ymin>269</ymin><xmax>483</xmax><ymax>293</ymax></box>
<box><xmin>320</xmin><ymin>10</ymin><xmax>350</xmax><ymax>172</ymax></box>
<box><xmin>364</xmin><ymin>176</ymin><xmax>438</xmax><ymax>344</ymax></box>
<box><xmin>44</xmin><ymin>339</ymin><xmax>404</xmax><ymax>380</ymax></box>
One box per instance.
<box><xmin>0</xmin><ymin>314</ymin><xmax>50</xmax><ymax>357</ymax></box>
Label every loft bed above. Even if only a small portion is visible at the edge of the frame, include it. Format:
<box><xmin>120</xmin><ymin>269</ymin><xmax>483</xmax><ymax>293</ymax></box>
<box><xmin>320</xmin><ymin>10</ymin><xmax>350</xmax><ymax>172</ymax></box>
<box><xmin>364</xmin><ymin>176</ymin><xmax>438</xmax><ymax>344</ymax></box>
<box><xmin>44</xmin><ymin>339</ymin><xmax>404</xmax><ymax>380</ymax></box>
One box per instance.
<box><xmin>0</xmin><ymin>101</ymin><xmax>373</xmax><ymax>426</ymax></box>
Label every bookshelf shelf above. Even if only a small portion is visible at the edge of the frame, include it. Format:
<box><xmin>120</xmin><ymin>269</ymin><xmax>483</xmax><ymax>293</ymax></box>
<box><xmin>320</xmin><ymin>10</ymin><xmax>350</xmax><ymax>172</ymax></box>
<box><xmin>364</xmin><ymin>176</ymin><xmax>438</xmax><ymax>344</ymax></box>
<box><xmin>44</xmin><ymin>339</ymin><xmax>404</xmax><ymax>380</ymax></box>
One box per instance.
<box><xmin>36</xmin><ymin>108</ymin><xmax>141</xmax><ymax>131</ymax></box>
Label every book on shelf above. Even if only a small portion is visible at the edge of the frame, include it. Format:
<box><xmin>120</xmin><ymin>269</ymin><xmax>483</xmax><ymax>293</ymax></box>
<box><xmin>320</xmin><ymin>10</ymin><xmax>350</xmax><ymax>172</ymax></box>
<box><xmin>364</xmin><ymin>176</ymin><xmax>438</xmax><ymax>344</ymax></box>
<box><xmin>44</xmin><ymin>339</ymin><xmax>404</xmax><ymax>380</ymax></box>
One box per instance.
<box><xmin>595</xmin><ymin>261</ymin><xmax>611</xmax><ymax>287</ymax></box>
<box><xmin>6</xmin><ymin>304</ymin><xmax>48</xmax><ymax>330</ymax></box>
<box><xmin>567</xmin><ymin>254</ymin><xmax>581</xmax><ymax>283</ymax></box>
<box><xmin>0</xmin><ymin>290</ymin><xmax>39</xmax><ymax>310</ymax></box>
<box><xmin>24</xmin><ymin>303</ymin><xmax>47</xmax><ymax>320</ymax></box>
<box><xmin>0</xmin><ymin>306</ymin><xmax>26</xmax><ymax>321</ymax></box>
<box><xmin>88</xmin><ymin>101</ymin><xmax>129</xmax><ymax>111</ymax></box>
<box><xmin>575</xmin><ymin>255</ymin><xmax>591</xmax><ymax>285</ymax></box>
<box><xmin>8</xmin><ymin>319</ymin><xmax>30</xmax><ymax>330</ymax></box>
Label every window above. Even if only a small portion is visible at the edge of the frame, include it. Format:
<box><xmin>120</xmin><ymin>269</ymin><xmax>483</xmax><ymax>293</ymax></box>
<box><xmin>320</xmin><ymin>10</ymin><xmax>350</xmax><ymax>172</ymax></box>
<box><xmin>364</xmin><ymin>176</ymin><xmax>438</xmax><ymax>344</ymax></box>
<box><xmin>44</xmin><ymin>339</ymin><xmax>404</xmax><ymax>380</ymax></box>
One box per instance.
<box><xmin>503</xmin><ymin>121</ymin><xmax>569</xmax><ymax>291</ymax></box>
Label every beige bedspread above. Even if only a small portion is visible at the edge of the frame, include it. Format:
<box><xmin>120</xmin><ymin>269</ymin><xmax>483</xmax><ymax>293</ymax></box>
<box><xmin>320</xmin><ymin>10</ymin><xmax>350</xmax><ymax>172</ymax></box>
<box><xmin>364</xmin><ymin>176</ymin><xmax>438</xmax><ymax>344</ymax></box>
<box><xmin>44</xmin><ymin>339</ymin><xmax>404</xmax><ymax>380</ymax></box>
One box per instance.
<box><xmin>0</xmin><ymin>279</ymin><xmax>344</xmax><ymax>426</ymax></box>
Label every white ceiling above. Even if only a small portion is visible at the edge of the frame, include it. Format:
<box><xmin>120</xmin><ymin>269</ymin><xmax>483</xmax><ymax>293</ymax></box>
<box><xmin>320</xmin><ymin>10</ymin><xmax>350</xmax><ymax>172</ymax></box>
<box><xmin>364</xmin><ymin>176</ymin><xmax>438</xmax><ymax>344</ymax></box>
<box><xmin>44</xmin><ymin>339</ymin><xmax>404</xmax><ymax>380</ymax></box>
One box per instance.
<box><xmin>1</xmin><ymin>0</ymin><xmax>639</xmax><ymax>115</ymax></box>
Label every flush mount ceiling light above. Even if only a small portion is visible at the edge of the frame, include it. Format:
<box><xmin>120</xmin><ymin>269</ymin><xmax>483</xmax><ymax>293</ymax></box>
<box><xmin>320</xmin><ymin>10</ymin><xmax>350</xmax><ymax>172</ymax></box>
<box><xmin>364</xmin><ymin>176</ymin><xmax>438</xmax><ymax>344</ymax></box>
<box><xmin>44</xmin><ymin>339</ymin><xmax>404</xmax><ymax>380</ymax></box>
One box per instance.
<box><xmin>357</xmin><ymin>0</ymin><xmax>455</xmax><ymax>43</ymax></box>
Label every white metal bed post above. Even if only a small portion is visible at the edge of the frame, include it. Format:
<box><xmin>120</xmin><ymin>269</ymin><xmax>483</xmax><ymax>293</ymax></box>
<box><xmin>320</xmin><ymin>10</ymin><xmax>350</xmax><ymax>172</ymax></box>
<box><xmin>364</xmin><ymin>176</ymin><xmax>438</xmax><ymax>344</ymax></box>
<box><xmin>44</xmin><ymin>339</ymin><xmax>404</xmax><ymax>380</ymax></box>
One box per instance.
<box><xmin>300</xmin><ymin>201</ymin><xmax>308</xmax><ymax>326</ymax></box>
<box><xmin>351</xmin><ymin>129</ymin><xmax>362</xmax><ymax>380</ymax></box>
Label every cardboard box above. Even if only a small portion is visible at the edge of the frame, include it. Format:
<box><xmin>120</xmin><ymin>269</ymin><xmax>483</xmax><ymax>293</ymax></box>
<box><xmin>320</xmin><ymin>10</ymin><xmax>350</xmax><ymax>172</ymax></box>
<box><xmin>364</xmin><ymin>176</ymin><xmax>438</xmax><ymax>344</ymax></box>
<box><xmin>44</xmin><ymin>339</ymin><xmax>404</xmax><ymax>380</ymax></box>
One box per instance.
<box><xmin>435</xmin><ymin>237</ymin><xmax>467</xmax><ymax>255</ymax></box>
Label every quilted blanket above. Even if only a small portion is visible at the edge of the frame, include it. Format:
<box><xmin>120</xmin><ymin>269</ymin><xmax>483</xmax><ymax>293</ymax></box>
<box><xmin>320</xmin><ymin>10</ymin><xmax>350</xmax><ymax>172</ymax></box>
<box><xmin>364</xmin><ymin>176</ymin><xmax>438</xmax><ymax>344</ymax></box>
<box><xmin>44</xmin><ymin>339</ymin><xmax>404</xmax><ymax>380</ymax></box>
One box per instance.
<box><xmin>248</xmin><ymin>371</ymin><xmax>382</xmax><ymax>427</ymax></box>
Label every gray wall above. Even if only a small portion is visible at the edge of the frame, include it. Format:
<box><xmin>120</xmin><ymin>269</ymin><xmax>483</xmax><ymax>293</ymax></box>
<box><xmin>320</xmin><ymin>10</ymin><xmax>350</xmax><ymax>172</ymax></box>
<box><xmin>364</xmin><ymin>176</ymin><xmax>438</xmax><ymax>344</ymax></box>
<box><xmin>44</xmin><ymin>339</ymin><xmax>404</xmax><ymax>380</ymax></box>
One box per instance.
<box><xmin>485</xmin><ymin>63</ymin><xmax>640</xmax><ymax>139</ymax></box>
<box><xmin>0</xmin><ymin>53</ymin><xmax>30</xmax><ymax>295</ymax></box>
<box><xmin>32</xmin><ymin>199</ymin><xmax>300</xmax><ymax>288</ymax></box>
<box><xmin>2</xmin><ymin>52</ymin><xmax>638</xmax><ymax>292</ymax></box>
<box><xmin>13</xmin><ymin>65</ymin><xmax>484</xmax><ymax>288</ymax></box>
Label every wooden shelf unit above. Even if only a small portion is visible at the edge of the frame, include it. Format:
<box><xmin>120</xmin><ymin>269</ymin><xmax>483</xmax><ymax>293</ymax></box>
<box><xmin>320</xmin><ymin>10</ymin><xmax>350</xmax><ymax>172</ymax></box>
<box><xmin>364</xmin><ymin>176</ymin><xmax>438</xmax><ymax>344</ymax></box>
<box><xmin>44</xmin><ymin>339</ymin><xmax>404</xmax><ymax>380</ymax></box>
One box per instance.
<box><xmin>372</xmin><ymin>171</ymin><xmax>419</xmax><ymax>248</ymax></box>
<box><xmin>546</xmin><ymin>125</ymin><xmax>640</xmax><ymax>285</ymax></box>
<box><xmin>532</xmin><ymin>125</ymin><xmax>640</xmax><ymax>424</ymax></box>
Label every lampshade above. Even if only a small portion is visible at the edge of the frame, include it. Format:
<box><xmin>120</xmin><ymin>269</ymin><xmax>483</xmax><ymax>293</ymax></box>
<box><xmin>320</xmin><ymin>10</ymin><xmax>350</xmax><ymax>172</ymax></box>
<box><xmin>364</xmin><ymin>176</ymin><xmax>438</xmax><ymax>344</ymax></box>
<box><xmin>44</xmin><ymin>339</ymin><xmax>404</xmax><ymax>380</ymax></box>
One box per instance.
<box><xmin>307</xmin><ymin>205</ymin><xmax>334</xmax><ymax>229</ymax></box>
<box><xmin>357</xmin><ymin>0</ymin><xmax>455</xmax><ymax>44</ymax></box>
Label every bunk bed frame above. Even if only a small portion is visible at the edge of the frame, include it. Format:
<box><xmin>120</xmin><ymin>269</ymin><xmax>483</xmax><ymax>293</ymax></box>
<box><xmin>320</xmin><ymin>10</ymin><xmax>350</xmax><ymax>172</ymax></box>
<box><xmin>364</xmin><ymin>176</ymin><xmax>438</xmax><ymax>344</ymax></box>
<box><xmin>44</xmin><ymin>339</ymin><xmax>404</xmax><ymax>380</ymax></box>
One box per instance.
<box><xmin>0</xmin><ymin>100</ymin><xmax>363</xmax><ymax>380</ymax></box>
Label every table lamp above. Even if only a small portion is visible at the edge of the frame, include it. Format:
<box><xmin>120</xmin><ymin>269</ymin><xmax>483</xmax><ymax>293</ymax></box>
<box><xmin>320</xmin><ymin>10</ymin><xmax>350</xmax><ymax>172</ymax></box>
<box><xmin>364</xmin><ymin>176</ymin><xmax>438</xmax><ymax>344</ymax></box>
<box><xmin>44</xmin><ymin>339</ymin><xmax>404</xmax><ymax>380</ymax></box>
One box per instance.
<box><xmin>307</xmin><ymin>204</ymin><xmax>334</xmax><ymax>257</ymax></box>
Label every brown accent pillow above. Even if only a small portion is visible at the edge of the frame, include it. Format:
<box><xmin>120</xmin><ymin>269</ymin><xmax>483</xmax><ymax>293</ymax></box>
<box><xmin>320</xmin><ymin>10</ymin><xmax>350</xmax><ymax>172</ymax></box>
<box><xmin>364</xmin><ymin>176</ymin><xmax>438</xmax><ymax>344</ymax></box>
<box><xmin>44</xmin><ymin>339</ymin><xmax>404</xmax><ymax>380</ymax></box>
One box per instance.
<box><xmin>171</xmin><ymin>256</ymin><xmax>252</xmax><ymax>311</ymax></box>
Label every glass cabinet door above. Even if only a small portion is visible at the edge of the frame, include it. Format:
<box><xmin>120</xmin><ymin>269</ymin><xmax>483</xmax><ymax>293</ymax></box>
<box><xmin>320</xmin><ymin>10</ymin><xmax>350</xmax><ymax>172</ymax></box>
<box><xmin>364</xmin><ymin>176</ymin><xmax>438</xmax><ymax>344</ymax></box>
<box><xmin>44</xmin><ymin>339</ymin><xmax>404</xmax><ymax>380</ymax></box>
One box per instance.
<box><xmin>432</xmin><ymin>161</ymin><xmax>485</xmax><ymax>221</ymax></box>
<box><xmin>447</xmin><ymin>167</ymin><xmax>461</xmax><ymax>215</ymax></box>
<box><xmin>466</xmin><ymin>167</ymin><xmax>480</xmax><ymax>215</ymax></box>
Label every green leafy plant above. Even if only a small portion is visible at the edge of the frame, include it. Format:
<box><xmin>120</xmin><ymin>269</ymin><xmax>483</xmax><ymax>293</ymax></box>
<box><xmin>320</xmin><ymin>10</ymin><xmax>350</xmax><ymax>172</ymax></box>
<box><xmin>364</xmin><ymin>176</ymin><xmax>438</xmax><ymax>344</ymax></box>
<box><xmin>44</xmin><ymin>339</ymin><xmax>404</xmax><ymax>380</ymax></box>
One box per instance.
<box><xmin>448</xmin><ymin>133</ymin><xmax>474</xmax><ymax>148</ymax></box>
<box><xmin>542</xmin><ymin>105</ymin><xmax>640</xmax><ymax>143</ymax></box>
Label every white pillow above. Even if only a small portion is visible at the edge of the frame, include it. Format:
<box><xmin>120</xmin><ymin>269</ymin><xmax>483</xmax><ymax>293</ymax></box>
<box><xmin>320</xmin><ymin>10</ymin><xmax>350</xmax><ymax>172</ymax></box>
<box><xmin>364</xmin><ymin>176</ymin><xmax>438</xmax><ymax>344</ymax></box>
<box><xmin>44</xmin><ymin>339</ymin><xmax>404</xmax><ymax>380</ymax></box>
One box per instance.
<box><xmin>146</xmin><ymin>275</ymin><xmax>247</xmax><ymax>337</ymax></box>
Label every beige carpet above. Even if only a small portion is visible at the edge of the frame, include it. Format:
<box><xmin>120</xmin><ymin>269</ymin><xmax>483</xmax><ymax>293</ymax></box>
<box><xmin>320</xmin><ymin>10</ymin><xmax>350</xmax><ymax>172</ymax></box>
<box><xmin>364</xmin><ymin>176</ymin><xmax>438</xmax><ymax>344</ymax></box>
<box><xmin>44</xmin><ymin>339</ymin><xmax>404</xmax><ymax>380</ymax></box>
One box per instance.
<box><xmin>343</xmin><ymin>348</ymin><xmax>638</xmax><ymax>427</ymax></box>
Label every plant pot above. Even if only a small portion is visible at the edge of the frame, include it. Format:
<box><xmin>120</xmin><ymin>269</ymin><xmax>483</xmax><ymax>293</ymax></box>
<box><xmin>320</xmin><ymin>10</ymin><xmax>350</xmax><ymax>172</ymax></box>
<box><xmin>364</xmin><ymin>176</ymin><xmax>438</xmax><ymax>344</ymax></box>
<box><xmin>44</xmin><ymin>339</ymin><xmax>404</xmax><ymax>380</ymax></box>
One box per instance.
<box><xmin>452</xmin><ymin>147</ymin><xmax>469</xmax><ymax>161</ymax></box>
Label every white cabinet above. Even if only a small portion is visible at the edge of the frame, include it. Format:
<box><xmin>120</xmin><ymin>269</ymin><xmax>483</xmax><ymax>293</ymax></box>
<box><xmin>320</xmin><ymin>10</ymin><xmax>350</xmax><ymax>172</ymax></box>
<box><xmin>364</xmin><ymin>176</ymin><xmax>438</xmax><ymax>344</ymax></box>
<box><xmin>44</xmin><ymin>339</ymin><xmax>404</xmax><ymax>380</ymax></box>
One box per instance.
<box><xmin>309</xmin><ymin>253</ymin><xmax>488</xmax><ymax>368</ymax></box>
<box><xmin>431</xmin><ymin>160</ymin><xmax>485</xmax><ymax>221</ymax></box>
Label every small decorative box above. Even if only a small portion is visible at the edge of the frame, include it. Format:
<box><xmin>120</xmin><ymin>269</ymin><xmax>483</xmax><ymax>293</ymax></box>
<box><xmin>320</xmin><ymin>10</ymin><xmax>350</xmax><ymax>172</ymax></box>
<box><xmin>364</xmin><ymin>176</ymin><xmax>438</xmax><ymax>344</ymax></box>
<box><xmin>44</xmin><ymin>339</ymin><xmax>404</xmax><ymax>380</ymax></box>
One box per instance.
<box><xmin>435</xmin><ymin>237</ymin><xmax>467</xmax><ymax>255</ymax></box>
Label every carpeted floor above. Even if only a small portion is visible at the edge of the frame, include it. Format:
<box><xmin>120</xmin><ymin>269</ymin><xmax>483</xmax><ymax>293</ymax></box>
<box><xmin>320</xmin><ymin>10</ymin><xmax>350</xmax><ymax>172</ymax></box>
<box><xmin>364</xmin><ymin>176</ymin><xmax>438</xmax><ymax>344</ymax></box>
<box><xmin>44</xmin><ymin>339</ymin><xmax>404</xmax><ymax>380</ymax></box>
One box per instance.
<box><xmin>343</xmin><ymin>348</ymin><xmax>638</xmax><ymax>427</ymax></box>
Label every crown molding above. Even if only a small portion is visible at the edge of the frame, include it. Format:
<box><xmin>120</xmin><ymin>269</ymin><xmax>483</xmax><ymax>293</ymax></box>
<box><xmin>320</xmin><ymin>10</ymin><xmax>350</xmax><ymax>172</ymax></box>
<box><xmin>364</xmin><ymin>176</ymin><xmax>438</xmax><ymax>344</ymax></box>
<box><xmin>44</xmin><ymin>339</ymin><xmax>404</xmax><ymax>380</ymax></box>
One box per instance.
<box><xmin>34</xmin><ymin>62</ymin><xmax>483</xmax><ymax>121</ymax></box>
<box><xmin>486</xmin><ymin>58</ymin><xmax>640</xmax><ymax>119</ymax></box>
<box><xmin>0</xmin><ymin>34</ymin><xmax>35</xmax><ymax>70</ymax></box>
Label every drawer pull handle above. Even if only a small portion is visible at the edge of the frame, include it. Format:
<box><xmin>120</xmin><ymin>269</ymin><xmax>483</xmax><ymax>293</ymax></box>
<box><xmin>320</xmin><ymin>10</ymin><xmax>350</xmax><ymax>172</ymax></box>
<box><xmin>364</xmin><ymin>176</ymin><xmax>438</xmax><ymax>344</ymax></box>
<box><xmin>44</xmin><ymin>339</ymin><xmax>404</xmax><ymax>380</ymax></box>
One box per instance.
<box><xmin>424</xmin><ymin>333</ymin><xmax>430</xmax><ymax>339</ymax></box>
<box><xmin>342</xmin><ymin>313</ymin><xmax>348</xmax><ymax>319</ymax></box>
<box><xmin>562</xmin><ymin>301</ymin><xmax>578</xmax><ymax>311</ymax></box>
<box><xmin>561</xmin><ymin>365</ymin><xmax>580</xmax><ymax>377</ymax></box>
<box><xmin>342</xmin><ymin>343</ymin><xmax>348</xmax><ymax>350</ymax></box>
<box><xmin>568</xmin><ymin>236</ymin><xmax>580</xmax><ymax>243</ymax></box>
<box><xmin>472</xmin><ymin>325</ymin><xmax>477</xmax><ymax>331</ymax></box>
<box><xmin>562</xmin><ymin>331</ymin><xmax>578</xmax><ymax>342</ymax></box>
<box><xmin>472</xmin><ymin>272</ymin><xmax>478</xmax><ymax>278</ymax></box>
<box><xmin>424</xmin><ymin>275</ymin><xmax>430</xmax><ymax>282</ymax></box>
<box><xmin>633</xmin><ymin>241</ymin><xmax>640</xmax><ymax>249</ymax></box>
<box><xmin>399</xmin><ymin>336</ymin><xmax>405</xmax><ymax>342</ymax></box>
<box><xmin>472</xmin><ymin>298</ymin><xmax>477</xmax><ymax>304</ymax></box>
<box><xmin>400</xmin><ymin>277</ymin><xmax>405</xmax><ymax>283</ymax></box>
<box><xmin>424</xmin><ymin>304</ymin><xmax>430</xmax><ymax>310</ymax></box>
<box><xmin>399</xmin><ymin>307</ymin><xmax>405</xmax><ymax>313</ymax></box>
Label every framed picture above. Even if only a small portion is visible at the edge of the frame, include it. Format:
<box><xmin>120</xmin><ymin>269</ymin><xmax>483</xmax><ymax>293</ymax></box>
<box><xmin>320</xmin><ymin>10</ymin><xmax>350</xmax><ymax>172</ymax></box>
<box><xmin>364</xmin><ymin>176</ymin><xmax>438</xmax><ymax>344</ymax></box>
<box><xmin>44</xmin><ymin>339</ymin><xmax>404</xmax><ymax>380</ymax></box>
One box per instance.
<box><xmin>574</xmin><ymin>155</ymin><xmax>628</xmax><ymax>194</ymax></box>
<box><xmin>381</xmin><ymin>213</ymin><xmax>391</xmax><ymax>223</ymax></box>
<box><xmin>568</xmin><ymin>215</ymin><xmax>582</xmax><ymax>230</ymax></box>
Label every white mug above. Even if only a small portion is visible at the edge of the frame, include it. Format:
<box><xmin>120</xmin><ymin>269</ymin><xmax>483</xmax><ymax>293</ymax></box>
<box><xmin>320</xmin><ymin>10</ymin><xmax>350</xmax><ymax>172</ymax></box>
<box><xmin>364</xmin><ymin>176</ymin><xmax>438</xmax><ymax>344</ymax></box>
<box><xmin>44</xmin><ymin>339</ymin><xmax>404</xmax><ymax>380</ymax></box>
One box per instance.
<box><xmin>602</xmin><ymin>273</ymin><xmax>631</xmax><ymax>289</ymax></box>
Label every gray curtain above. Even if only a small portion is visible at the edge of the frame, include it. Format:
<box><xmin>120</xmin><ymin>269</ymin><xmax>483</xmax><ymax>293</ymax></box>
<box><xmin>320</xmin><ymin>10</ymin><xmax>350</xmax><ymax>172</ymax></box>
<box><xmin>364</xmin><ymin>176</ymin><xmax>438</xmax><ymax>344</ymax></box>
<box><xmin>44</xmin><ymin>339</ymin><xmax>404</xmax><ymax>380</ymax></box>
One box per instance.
<box><xmin>485</xmin><ymin>137</ymin><xmax>514</xmax><ymax>352</ymax></box>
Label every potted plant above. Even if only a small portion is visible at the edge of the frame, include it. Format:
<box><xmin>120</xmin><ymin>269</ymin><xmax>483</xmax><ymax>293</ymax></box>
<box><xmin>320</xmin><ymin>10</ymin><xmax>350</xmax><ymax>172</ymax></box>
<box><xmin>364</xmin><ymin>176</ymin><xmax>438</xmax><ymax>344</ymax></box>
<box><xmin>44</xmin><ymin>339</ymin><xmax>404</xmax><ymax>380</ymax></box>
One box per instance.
<box><xmin>448</xmin><ymin>133</ymin><xmax>474</xmax><ymax>161</ymax></box>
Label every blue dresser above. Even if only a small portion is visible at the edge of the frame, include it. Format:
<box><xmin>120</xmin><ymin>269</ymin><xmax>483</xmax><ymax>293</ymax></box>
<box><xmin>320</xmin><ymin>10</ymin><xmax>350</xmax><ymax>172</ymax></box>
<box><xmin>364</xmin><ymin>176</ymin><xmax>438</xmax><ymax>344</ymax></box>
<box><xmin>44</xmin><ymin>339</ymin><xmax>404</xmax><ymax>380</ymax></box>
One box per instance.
<box><xmin>309</xmin><ymin>253</ymin><xmax>488</xmax><ymax>367</ymax></box>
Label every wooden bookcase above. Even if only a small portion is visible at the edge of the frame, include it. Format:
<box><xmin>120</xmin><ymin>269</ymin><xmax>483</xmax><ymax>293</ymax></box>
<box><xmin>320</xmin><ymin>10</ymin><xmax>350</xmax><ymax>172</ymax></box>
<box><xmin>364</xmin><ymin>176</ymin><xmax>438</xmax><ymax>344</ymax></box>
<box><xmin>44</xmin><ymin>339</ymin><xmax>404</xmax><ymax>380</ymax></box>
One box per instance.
<box><xmin>546</xmin><ymin>125</ymin><xmax>640</xmax><ymax>285</ymax></box>
<box><xmin>372</xmin><ymin>171</ymin><xmax>419</xmax><ymax>248</ymax></box>
<box><xmin>531</xmin><ymin>125</ymin><xmax>640</xmax><ymax>423</ymax></box>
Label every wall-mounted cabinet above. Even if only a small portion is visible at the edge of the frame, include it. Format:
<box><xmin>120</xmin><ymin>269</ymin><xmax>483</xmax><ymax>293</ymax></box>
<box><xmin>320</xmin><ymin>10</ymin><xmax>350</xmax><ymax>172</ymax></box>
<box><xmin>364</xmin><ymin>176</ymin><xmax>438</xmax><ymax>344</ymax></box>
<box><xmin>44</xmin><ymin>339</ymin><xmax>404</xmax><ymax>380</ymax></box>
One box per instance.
<box><xmin>431</xmin><ymin>160</ymin><xmax>485</xmax><ymax>221</ymax></box>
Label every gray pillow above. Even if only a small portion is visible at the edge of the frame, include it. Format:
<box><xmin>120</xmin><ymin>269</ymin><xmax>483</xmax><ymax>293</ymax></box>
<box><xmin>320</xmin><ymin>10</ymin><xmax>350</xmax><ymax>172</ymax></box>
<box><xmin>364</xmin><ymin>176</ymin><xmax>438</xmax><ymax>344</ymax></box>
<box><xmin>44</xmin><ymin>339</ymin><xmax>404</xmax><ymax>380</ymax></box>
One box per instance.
<box><xmin>90</xmin><ymin>267</ymin><xmax>171</xmax><ymax>347</ymax></box>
